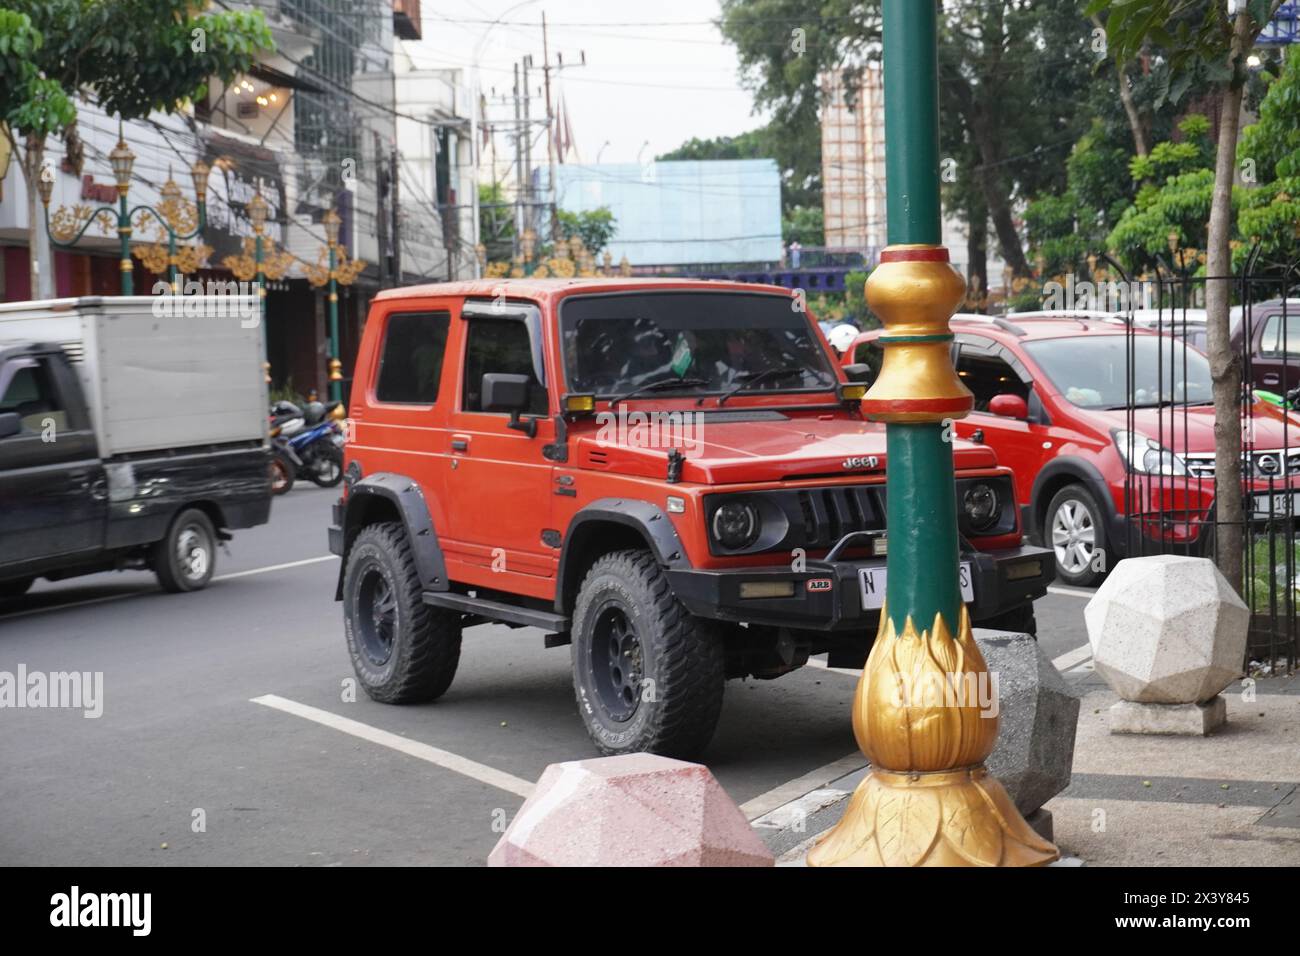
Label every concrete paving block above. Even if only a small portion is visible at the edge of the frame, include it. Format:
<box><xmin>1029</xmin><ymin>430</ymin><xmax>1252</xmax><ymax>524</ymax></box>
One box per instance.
<box><xmin>488</xmin><ymin>754</ymin><xmax>774</xmax><ymax>867</ymax></box>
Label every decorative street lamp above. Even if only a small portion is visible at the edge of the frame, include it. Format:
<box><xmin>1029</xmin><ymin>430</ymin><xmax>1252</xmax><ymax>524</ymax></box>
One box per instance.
<box><xmin>221</xmin><ymin>186</ymin><xmax>294</xmax><ymax>339</ymax></box>
<box><xmin>41</xmin><ymin>123</ymin><xmax>209</xmax><ymax>295</ymax></box>
<box><xmin>807</xmin><ymin>0</ymin><xmax>1057</xmax><ymax>867</ymax></box>
<box><xmin>305</xmin><ymin>206</ymin><xmax>367</xmax><ymax>402</ymax></box>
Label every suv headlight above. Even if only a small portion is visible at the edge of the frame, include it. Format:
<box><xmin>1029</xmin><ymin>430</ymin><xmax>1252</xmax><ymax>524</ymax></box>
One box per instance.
<box><xmin>712</xmin><ymin>501</ymin><xmax>760</xmax><ymax>550</ymax></box>
<box><xmin>1113</xmin><ymin>430</ymin><xmax>1188</xmax><ymax>476</ymax></box>
<box><xmin>962</xmin><ymin>482</ymin><xmax>1000</xmax><ymax>531</ymax></box>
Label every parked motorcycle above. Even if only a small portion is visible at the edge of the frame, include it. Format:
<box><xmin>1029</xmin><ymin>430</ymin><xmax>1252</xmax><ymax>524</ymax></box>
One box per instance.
<box><xmin>268</xmin><ymin>400</ymin><xmax>344</xmax><ymax>489</ymax></box>
<box><xmin>1254</xmin><ymin>385</ymin><xmax>1300</xmax><ymax>411</ymax></box>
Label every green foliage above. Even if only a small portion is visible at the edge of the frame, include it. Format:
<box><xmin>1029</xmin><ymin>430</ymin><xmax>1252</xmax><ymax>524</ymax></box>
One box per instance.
<box><xmin>1</xmin><ymin>1</ymin><xmax>274</xmax><ymax>141</ymax></box>
<box><xmin>478</xmin><ymin>182</ymin><xmax>514</xmax><ymax>264</ymax></box>
<box><xmin>1236</xmin><ymin>51</ymin><xmax>1300</xmax><ymax>271</ymax></box>
<box><xmin>555</xmin><ymin>207</ymin><xmax>617</xmax><ymax>256</ymax></box>
<box><xmin>781</xmin><ymin>204</ymin><xmax>822</xmax><ymax>246</ymax></box>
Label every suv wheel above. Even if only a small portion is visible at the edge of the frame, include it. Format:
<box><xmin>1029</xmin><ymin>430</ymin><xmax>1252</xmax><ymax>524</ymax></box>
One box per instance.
<box><xmin>154</xmin><ymin>508</ymin><xmax>217</xmax><ymax>593</ymax></box>
<box><xmin>571</xmin><ymin>549</ymin><xmax>725</xmax><ymax>758</ymax></box>
<box><xmin>343</xmin><ymin>522</ymin><xmax>461</xmax><ymax>703</ymax></box>
<box><xmin>1046</xmin><ymin>484</ymin><xmax>1108</xmax><ymax>588</ymax></box>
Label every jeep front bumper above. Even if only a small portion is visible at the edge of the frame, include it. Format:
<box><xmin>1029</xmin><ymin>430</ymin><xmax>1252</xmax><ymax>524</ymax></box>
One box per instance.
<box><xmin>666</xmin><ymin>544</ymin><xmax>1054</xmax><ymax>632</ymax></box>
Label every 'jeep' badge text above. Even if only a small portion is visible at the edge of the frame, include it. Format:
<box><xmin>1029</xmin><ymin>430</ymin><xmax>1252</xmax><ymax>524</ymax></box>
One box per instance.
<box><xmin>842</xmin><ymin>456</ymin><xmax>879</xmax><ymax>469</ymax></box>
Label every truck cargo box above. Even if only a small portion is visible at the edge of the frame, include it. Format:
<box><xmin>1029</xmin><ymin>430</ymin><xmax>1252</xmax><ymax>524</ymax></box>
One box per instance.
<box><xmin>0</xmin><ymin>296</ymin><xmax>267</xmax><ymax>457</ymax></box>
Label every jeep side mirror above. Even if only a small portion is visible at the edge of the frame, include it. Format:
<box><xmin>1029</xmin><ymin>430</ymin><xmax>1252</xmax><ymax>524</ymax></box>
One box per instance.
<box><xmin>843</xmin><ymin>363</ymin><xmax>873</xmax><ymax>385</ymax></box>
<box><xmin>989</xmin><ymin>393</ymin><xmax>1029</xmax><ymax>419</ymax></box>
<box><xmin>482</xmin><ymin>372</ymin><xmax>537</xmax><ymax>438</ymax></box>
<box><xmin>0</xmin><ymin>412</ymin><xmax>20</xmax><ymax>440</ymax></box>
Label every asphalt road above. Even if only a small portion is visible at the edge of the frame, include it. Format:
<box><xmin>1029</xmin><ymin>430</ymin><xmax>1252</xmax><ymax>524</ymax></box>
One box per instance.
<box><xmin>0</xmin><ymin>484</ymin><xmax>1093</xmax><ymax>866</ymax></box>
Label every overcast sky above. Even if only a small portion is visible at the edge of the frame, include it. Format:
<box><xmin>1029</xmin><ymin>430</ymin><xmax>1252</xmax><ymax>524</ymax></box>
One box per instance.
<box><xmin>405</xmin><ymin>0</ymin><xmax>766</xmax><ymax>165</ymax></box>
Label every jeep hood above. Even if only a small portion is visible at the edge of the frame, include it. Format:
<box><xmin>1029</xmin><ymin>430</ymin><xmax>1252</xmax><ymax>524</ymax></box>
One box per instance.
<box><xmin>577</xmin><ymin>414</ymin><xmax>999</xmax><ymax>483</ymax></box>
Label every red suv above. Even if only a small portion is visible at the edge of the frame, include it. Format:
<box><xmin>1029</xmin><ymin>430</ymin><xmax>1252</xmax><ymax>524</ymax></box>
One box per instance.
<box><xmin>847</xmin><ymin>314</ymin><xmax>1300</xmax><ymax>587</ymax></box>
<box><xmin>329</xmin><ymin>279</ymin><xmax>1052</xmax><ymax>757</ymax></box>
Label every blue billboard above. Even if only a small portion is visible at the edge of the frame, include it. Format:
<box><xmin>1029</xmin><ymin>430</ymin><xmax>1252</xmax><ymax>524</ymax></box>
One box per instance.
<box><xmin>550</xmin><ymin>160</ymin><xmax>784</xmax><ymax>267</ymax></box>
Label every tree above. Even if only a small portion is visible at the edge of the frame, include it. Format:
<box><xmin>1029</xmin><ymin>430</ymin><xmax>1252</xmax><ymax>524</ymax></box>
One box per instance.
<box><xmin>1091</xmin><ymin>0</ymin><xmax>1285</xmax><ymax>594</ymax></box>
<box><xmin>555</xmin><ymin>207</ymin><xmax>617</xmax><ymax>256</ymax></box>
<box><xmin>0</xmin><ymin>1</ymin><xmax>274</xmax><ymax>296</ymax></box>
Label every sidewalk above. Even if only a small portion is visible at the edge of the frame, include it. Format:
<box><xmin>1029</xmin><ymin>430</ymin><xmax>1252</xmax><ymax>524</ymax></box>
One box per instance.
<box><xmin>751</xmin><ymin>662</ymin><xmax>1300</xmax><ymax>866</ymax></box>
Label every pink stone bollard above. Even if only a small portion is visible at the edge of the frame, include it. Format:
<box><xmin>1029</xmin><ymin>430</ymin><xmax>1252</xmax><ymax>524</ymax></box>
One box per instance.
<box><xmin>488</xmin><ymin>754</ymin><xmax>774</xmax><ymax>867</ymax></box>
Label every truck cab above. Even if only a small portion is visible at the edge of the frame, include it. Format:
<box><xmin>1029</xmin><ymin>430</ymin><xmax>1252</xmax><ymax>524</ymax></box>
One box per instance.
<box><xmin>330</xmin><ymin>279</ymin><xmax>1053</xmax><ymax>757</ymax></box>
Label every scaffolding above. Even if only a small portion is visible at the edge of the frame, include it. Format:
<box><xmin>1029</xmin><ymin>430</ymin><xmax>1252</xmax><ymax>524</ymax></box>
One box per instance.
<box><xmin>819</xmin><ymin>66</ymin><xmax>887</xmax><ymax>256</ymax></box>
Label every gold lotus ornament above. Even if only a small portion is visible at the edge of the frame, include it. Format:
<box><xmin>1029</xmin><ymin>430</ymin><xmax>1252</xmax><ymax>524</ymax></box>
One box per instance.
<box><xmin>807</xmin><ymin>603</ymin><xmax>1058</xmax><ymax>867</ymax></box>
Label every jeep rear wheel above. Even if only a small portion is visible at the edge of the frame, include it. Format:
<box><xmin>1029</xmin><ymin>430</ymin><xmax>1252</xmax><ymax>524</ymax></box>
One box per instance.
<box><xmin>343</xmin><ymin>522</ymin><xmax>461</xmax><ymax>703</ymax></box>
<box><xmin>571</xmin><ymin>549</ymin><xmax>725</xmax><ymax>758</ymax></box>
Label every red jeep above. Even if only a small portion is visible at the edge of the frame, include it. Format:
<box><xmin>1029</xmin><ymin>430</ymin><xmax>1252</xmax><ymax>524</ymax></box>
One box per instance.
<box><xmin>847</xmin><ymin>314</ymin><xmax>1300</xmax><ymax>587</ymax></box>
<box><xmin>330</xmin><ymin>280</ymin><xmax>1052</xmax><ymax>756</ymax></box>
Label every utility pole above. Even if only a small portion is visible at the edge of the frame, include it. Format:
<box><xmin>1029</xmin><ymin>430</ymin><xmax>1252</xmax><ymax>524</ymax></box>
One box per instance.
<box><xmin>536</xmin><ymin>29</ymin><xmax>585</xmax><ymax>240</ymax></box>
<box><xmin>512</xmin><ymin>61</ymin><xmax>524</xmax><ymax>259</ymax></box>
<box><xmin>806</xmin><ymin>0</ymin><xmax>1058</xmax><ymax>869</ymax></box>
<box><xmin>522</xmin><ymin>54</ymin><xmax>533</xmax><ymax>240</ymax></box>
<box><xmin>389</xmin><ymin>148</ymin><xmax>401</xmax><ymax>287</ymax></box>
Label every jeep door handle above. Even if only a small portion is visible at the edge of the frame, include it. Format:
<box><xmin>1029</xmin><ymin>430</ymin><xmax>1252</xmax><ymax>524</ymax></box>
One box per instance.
<box><xmin>451</xmin><ymin>438</ymin><xmax>469</xmax><ymax>452</ymax></box>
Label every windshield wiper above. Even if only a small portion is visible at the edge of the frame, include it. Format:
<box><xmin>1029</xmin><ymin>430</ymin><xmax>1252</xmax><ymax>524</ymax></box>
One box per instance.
<box><xmin>609</xmin><ymin>376</ymin><xmax>710</xmax><ymax>408</ymax></box>
<box><xmin>717</xmin><ymin>366</ymin><xmax>807</xmax><ymax>406</ymax></box>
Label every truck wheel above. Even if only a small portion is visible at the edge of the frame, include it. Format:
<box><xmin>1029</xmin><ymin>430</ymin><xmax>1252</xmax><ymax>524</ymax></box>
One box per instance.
<box><xmin>154</xmin><ymin>508</ymin><xmax>217</xmax><ymax>593</ymax></box>
<box><xmin>977</xmin><ymin>603</ymin><xmax>1037</xmax><ymax>638</ymax></box>
<box><xmin>0</xmin><ymin>577</ymin><xmax>34</xmax><ymax>599</ymax></box>
<box><xmin>571</xmin><ymin>549</ymin><xmax>725</xmax><ymax>758</ymax></box>
<box><xmin>343</xmin><ymin>522</ymin><xmax>461</xmax><ymax>703</ymax></box>
<box><xmin>1046</xmin><ymin>484</ymin><xmax>1109</xmax><ymax>588</ymax></box>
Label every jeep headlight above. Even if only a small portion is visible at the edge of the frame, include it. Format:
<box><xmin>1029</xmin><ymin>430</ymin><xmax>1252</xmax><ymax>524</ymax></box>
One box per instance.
<box><xmin>712</xmin><ymin>501</ymin><xmax>760</xmax><ymax>550</ymax></box>
<box><xmin>962</xmin><ymin>482</ymin><xmax>1000</xmax><ymax>531</ymax></box>
<box><xmin>1114</xmin><ymin>430</ymin><xmax>1188</xmax><ymax>476</ymax></box>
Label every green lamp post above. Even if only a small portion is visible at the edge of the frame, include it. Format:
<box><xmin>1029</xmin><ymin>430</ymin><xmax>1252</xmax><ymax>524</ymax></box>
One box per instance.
<box><xmin>40</xmin><ymin>128</ymin><xmax>209</xmax><ymax>295</ymax></box>
<box><xmin>807</xmin><ymin>0</ymin><xmax>1057</xmax><ymax>867</ymax></box>
<box><xmin>306</xmin><ymin>207</ymin><xmax>366</xmax><ymax>402</ymax></box>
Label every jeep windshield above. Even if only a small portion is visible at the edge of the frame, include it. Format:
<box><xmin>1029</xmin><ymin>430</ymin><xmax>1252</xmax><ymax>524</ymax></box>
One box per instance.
<box><xmin>1023</xmin><ymin>334</ymin><xmax>1214</xmax><ymax>410</ymax></box>
<box><xmin>559</xmin><ymin>291</ymin><xmax>837</xmax><ymax>400</ymax></box>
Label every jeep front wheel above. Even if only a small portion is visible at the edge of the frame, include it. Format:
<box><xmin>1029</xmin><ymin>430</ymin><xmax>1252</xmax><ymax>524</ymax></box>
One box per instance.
<box><xmin>343</xmin><ymin>522</ymin><xmax>462</xmax><ymax>703</ymax></box>
<box><xmin>571</xmin><ymin>549</ymin><xmax>725</xmax><ymax>758</ymax></box>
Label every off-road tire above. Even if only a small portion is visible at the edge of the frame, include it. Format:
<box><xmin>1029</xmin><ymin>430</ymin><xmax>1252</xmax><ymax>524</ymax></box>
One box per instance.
<box><xmin>153</xmin><ymin>508</ymin><xmax>217</xmax><ymax>593</ymax></box>
<box><xmin>571</xmin><ymin>549</ymin><xmax>725</xmax><ymax>758</ymax></box>
<box><xmin>1045</xmin><ymin>483</ymin><xmax>1109</xmax><ymax>588</ymax></box>
<box><xmin>977</xmin><ymin>602</ymin><xmax>1037</xmax><ymax>638</ymax></box>
<box><xmin>343</xmin><ymin>521</ymin><xmax>461</xmax><ymax>703</ymax></box>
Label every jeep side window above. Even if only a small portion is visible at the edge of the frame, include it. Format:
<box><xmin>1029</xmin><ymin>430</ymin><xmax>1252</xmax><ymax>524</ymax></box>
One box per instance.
<box><xmin>375</xmin><ymin>311</ymin><xmax>450</xmax><ymax>404</ymax></box>
<box><xmin>462</xmin><ymin>317</ymin><xmax>549</xmax><ymax>416</ymax></box>
<box><xmin>0</xmin><ymin>358</ymin><xmax>67</xmax><ymax>436</ymax></box>
<box><xmin>955</xmin><ymin>344</ymin><xmax>1029</xmax><ymax>413</ymax></box>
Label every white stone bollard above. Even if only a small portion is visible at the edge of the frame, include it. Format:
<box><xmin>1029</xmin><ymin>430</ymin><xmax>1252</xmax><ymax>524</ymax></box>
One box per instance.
<box><xmin>1084</xmin><ymin>555</ymin><xmax>1249</xmax><ymax>735</ymax></box>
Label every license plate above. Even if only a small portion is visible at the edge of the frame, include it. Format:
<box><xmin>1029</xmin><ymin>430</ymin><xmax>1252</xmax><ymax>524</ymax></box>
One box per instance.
<box><xmin>859</xmin><ymin>562</ymin><xmax>974</xmax><ymax>610</ymax></box>
<box><xmin>1252</xmin><ymin>492</ymin><xmax>1300</xmax><ymax>517</ymax></box>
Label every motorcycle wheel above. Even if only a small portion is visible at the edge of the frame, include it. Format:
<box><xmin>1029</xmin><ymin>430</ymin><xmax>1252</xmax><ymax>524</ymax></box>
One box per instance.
<box><xmin>308</xmin><ymin>444</ymin><xmax>344</xmax><ymax>488</ymax></box>
<box><xmin>271</xmin><ymin>449</ymin><xmax>296</xmax><ymax>495</ymax></box>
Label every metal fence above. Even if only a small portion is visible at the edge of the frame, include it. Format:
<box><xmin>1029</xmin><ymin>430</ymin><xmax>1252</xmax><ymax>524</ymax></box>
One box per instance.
<box><xmin>1099</xmin><ymin>248</ymin><xmax>1300</xmax><ymax>669</ymax></box>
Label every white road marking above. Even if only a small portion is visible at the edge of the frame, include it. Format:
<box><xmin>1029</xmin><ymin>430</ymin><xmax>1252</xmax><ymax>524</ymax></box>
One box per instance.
<box><xmin>0</xmin><ymin>554</ymin><xmax>339</xmax><ymax>621</ymax></box>
<box><xmin>1051</xmin><ymin>643</ymin><xmax>1094</xmax><ymax>673</ymax></box>
<box><xmin>250</xmin><ymin>694</ymin><xmax>535</xmax><ymax>798</ymax></box>
<box><xmin>214</xmin><ymin>554</ymin><xmax>337</xmax><ymax>581</ymax></box>
<box><xmin>739</xmin><ymin>752</ymin><xmax>866</xmax><ymax>820</ymax></box>
<box><xmin>1048</xmin><ymin>584</ymin><xmax>1097</xmax><ymax>599</ymax></box>
<box><xmin>805</xmin><ymin>656</ymin><xmax>862</xmax><ymax>677</ymax></box>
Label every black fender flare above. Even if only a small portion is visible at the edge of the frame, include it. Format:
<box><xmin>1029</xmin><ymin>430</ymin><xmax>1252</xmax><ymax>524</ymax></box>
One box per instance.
<box><xmin>334</xmin><ymin>472</ymin><xmax>448</xmax><ymax>599</ymax></box>
<box><xmin>554</xmin><ymin>498</ymin><xmax>692</xmax><ymax>613</ymax></box>
<box><xmin>1030</xmin><ymin>456</ymin><xmax>1126</xmax><ymax>555</ymax></box>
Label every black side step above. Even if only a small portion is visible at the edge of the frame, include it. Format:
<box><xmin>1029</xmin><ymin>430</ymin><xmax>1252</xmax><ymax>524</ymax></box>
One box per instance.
<box><xmin>422</xmin><ymin>591</ymin><xmax>570</xmax><ymax>633</ymax></box>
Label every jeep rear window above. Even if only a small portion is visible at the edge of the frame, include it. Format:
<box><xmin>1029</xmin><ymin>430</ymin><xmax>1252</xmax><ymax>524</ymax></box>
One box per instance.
<box><xmin>559</xmin><ymin>292</ymin><xmax>836</xmax><ymax>399</ymax></box>
<box><xmin>375</xmin><ymin>312</ymin><xmax>451</xmax><ymax>404</ymax></box>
